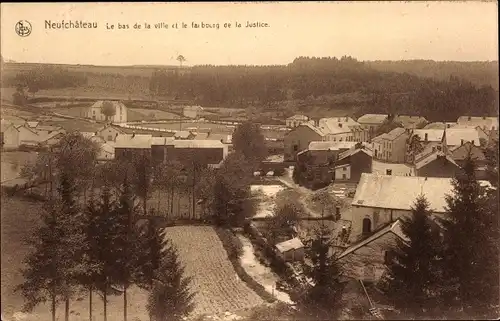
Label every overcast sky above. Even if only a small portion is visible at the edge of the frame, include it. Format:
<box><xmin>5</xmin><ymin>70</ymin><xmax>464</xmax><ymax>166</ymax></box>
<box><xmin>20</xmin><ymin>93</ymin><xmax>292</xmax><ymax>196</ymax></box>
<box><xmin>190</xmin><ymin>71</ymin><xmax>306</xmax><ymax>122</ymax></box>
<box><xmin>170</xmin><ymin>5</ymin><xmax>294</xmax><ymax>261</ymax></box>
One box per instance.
<box><xmin>1</xmin><ymin>2</ymin><xmax>498</xmax><ymax>66</ymax></box>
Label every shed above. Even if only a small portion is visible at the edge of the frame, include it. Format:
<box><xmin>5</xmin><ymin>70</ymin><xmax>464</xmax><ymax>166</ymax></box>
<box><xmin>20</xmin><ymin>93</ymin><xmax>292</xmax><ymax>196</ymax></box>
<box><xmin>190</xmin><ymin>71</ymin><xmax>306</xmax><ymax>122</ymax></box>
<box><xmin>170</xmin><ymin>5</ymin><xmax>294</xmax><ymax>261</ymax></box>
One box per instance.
<box><xmin>276</xmin><ymin>237</ymin><xmax>305</xmax><ymax>262</ymax></box>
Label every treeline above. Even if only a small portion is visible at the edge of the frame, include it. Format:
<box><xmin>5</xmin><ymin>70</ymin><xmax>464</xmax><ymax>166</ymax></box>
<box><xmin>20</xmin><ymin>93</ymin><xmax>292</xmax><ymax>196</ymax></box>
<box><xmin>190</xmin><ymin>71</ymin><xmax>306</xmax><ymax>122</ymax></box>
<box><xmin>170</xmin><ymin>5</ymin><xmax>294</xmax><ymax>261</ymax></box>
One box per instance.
<box><xmin>149</xmin><ymin>56</ymin><xmax>498</xmax><ymax>122</ymax></box>
<box><xmin>3</xmin><ymin>65</ymin><xmax>88</xmax><ymax>93</ymax></box>
<box><xmin>367</xmin><ymin>60</ymin><xmax>499</xmax><ymax>90</ymax></box>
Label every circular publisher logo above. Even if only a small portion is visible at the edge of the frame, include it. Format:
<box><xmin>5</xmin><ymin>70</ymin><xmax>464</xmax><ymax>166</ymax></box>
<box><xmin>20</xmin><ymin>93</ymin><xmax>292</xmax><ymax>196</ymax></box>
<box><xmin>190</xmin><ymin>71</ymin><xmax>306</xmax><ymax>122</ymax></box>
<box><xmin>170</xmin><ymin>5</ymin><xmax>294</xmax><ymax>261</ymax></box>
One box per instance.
<box><xmin>15</xmin><ymin>20</ymin><xmax>32</xmax><ymax>37</ymax></box>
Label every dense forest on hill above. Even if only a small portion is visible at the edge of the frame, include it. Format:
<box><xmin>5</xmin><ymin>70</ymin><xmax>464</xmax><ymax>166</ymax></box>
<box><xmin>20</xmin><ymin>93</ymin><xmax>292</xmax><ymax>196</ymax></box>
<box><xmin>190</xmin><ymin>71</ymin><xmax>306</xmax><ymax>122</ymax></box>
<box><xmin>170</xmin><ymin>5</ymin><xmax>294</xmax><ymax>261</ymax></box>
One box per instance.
<box><xmin>367</xmin><ymin>60</ymin><xmax>499</xmax><ymax>90</ymax></box>
<box><xmin>150</xmin><ymin>56</ymin><xmax>498</xmax><ymax>122</ymax></box>
<box><xmin>2</xmin><ymin>57</ymin><xmax>498</xmax><ymax>122</ymax></box>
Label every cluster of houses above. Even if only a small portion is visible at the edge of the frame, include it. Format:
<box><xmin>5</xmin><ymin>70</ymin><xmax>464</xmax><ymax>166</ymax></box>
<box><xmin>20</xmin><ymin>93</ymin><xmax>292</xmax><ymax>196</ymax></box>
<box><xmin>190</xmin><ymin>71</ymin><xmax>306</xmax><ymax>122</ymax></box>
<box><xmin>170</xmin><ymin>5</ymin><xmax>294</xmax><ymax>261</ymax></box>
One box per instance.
<box><xmin>279</xmin><ymin>113</ymin><xmax>498</xmax><ymax>284</ymax></box>
<box><xmin>284</xmin><ymin>114</ymin><xmax>498</xmax><ymax>185</ymax></box>
<box><xmin>1</xmin><ymin>119</ymin><xmax>229</xmax><ymax>168</ymax></box>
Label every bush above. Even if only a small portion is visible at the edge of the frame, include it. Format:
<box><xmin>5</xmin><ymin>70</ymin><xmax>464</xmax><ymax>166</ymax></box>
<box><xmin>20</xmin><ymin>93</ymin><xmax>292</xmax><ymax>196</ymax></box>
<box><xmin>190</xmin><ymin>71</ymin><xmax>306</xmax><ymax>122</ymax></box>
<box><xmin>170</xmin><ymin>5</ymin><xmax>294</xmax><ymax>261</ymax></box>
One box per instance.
<box><xmin>215</xmin><ymin>227</ymin><xmax>243</xmax><ymax>260</ymax></box>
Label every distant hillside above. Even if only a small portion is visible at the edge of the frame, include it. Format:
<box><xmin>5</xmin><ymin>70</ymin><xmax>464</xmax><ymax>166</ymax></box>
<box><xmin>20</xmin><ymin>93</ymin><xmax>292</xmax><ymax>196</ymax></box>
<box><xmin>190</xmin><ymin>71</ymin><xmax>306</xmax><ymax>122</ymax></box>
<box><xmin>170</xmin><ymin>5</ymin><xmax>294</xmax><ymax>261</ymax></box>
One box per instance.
<box><xmin>1</xmin><ymin>57</ymin><xmax>498</xmax><ymax>122</ymax></box>
<box><xmin>366</xmin><ymin>60</ymin><xmax>499</xmax><ymax>90</ymax></box>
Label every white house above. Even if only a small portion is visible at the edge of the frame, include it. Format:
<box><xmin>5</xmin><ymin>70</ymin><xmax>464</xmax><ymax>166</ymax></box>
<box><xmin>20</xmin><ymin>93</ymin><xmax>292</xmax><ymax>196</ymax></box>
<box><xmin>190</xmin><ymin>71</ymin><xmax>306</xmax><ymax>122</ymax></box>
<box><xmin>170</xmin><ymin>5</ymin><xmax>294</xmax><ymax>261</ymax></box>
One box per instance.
<box><xmin>350</xmin><ymin>173</ymin><xmax>454</xmax><ymax>239</ymax></box>
<box><xmin>286</xmin><ymin>114</ymin><xmax>311</xmax><ymax>128</ymax></box>
<box><xmin>318</xmin><ymin>118</ymin><xmax>355</xmax><ymax>142</ymax></box>
<box><xmin>95</xmin><ymin>124</ymin><xmax>126</xmax><ymax>142</ymax></box>
<box><xmin>457</xmin><ymin>116</ymin><xmax>498</xmax><ymax>131</ymax></box>
<box><xmin>82</xmin><ymin>101</ymin><xmax>128</xmax><ymax>123</ymax></box>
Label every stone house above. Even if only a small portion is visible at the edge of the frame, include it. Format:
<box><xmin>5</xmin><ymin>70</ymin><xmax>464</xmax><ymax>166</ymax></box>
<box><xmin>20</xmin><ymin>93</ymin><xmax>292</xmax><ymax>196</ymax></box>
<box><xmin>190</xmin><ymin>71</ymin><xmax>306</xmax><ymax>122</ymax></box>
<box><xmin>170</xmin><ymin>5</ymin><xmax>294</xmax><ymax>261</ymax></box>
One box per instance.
<box><xmin>371</xmin><ymin>127</ymin><xmax>409</xmax><ymax>163</ymax></box>
<box><xmin>284</xmin><ymin>123</ymin><xmax>326</xmax><ymax>161</ymax></box>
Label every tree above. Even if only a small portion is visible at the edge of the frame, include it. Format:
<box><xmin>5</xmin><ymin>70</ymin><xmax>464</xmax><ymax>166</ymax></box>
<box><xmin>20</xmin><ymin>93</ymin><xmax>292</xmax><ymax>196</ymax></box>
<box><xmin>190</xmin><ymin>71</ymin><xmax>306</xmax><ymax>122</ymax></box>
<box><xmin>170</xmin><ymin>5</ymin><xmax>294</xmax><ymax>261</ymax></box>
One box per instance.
<box><xmin>16</xmin><ymin>202</ymin><xmax>68</xmax><ymax>321</ymax></box>
<box><xmin>265</xmin><ymin>202</ymin><xmax>302</xmax><ymax>245</ymax></box>
<box><xmin>204</xmin><ymin>153</ymin><xmax>256</xmax><ymax>226</ymax></box>
<box><xmin>12</xmin><ymin>84</ymin><xmax>27</xmax><ymax>106</ymax></box>
<box><xmin>134</xmin><ymin>219</ymin><xmax>164</xmax><ymax>292</ymax></box>
<box><xmin>232</xmin><ymin>122</ymin><xmax>267</xmax><ymax>165</ymax></box>
<box><xmin>375</xmin><ymin>118</ymin><xmax>403</xmax><ymax>136</ymax></box>
<box><xmin>385</xmin><ymin>195</ymin><xmax>443</xmax><ymax>318</ymax></box>
<box><xmin>297</xmin><ymin>224</ymin><xmax>345</xmax><ymax>319</ymax></box>
<box><xmin>407</xmin><ymin>133</ymin><xmax>424</xmax><ymax>163</ymax></box>
<box><xmin>113</xmin><ymin>176</ymin><xmax>141</xmax><ymax>321</ymax></box>
<box><xmin>101</xmin><ymin>101</ymin><xmax>116</xmax><ymax>122</ymax></box>
<box><xmin>56</xmin><ymin>171</ymin><xmax>87</xmax><ymax>321</ymax></box>
<box><xmin>176</xmin><ymin>55</ymin><xmax>186</xmax><ymax>68</ymax></box>
<box><xmin>80</xmin><ymin>186</ymin><xmax>119</xmax><ymax>321</ymax></box>
<box><xmin>146</xmin><ymin>241</ymin><xmax>195</xmax><ymax>321</ymax></box>
<box><xmin>440</xmin><ymin>156</ymin><xmax>499</xmax><ymax>318</ymax></box>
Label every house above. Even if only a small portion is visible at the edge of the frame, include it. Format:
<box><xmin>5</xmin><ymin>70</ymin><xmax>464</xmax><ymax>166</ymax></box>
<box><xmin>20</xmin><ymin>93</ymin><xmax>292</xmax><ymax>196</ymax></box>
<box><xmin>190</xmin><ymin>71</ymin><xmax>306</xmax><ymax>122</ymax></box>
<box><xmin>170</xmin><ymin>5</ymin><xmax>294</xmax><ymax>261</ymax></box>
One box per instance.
<box><xmin>356</xmin><ymin>114</ymin><xmax>389</xmax><ymax>140</ymax></box>
<box><xmin>444</xmin><ymin>128</ymin><xmax>480</xmax><ymax>148</ymax></box>
<box><xmin>286</xmin><ymin>114</ymin><xmax>310</xmax><ymax>128</ymax></box>
<box><xmin>318</xmin><ymin>118</ymin><xmax>354</xmax><ymax>142</ymax></box>
<box><xmin>473</xmin><ymin>126</ymin><xmax>490</xmax><ymax>144</ymax></box>
<box><xmin>414</xmin><ymin>151</ymin><xmax>461</xmax><ymax>178</ymax></box>
<box><xmin>350</xmin><ymin>173</ymin><xmax>455</xmax><ymax>238</ymax></box>
<box><xmin>183</xmin><ymin>106</ymin><xmax>203</xmax><ymax>119</ymax></box>
<box><xmin>349</xmin><ymin>125</ymin><xmax>371</xmax><ymax>143</ymax></box>
<box><xmin>412</xmin><ymin>129</ymin><xmax>444</xmax><ymax>145</ymax></box>
<box><xmin>394</xmin><ymin>115</ymin><xmax>428</xmax><ymax>129</ymax></box>
<box><xmin>114</xmin><ymin>134</ymin><xmax>152</xmax><ymax>161</ymax></box>
<box><xmin>167</xmin><ymin>139</ymin><xmax>228</xmax><ymax>168</ymax></box>
<box><xmin>96</xmin><ymin>125</ymin><xmax>126</xmax><ymax>142</ymax></box>
<box><xmin>450</xmin><ymin>142</ymin><xmax>488</xmax><ymax>179</ymax></box>
<box><xmin>307</xmin><ymin>141</ymin><xmax>358</xmax><ymax>163</ymax></box>
<box><xmin>275</xmin><ymin>237</ymin><xmax>305</xmax><ymax>262</ymax></box>
<box><xmin>371</xmin><ymin>127</ymin><xmax>409</xmax><ymax>163</ymax></box>
<box><xmin>336</xmin><ymin>220</ymin><xmax>408</xmax><ymax>283</ymax></box>
<box><xmin>335</xmin><ymin>144</ymin><xmax>373</xmax><ymax>182</ymax></box>
<box><xmin>82</xmin><ymin>100</ymin><xmax>128</xmax><ymax>123</ymax></box>
<box><xmin>1</xmin><ymin>121</ymin><xmax>20</xmax><ymax>149</ymax></box>
<box><xmin>284</xmin><ymin>123</ymin><xmax>326</xmax><ymax>161</ymax></box>
<box><xmin>457</xmin><ymin>116</ymin><xmax>498</xmax><ymax>131</ymax></box>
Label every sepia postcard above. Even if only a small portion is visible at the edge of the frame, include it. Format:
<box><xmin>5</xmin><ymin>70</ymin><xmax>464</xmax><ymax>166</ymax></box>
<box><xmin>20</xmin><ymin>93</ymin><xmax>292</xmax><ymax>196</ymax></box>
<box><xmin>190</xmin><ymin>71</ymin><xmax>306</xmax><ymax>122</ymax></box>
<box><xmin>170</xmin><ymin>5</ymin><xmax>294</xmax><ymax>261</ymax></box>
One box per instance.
<box><xmin>1</xmin><ymin>2</ymin><xmax>498</xmax><ymax>321</ymax></box>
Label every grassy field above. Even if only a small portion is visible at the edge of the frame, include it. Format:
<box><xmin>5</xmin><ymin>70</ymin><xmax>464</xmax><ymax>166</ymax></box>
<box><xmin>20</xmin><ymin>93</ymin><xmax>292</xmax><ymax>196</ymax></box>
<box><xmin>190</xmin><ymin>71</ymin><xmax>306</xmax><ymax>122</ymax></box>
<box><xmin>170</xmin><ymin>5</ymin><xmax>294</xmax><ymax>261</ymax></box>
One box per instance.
<box><xmin>163</xmin><ymin>226</ymin><xmax>265</xmax><ymax>317</ymax></box>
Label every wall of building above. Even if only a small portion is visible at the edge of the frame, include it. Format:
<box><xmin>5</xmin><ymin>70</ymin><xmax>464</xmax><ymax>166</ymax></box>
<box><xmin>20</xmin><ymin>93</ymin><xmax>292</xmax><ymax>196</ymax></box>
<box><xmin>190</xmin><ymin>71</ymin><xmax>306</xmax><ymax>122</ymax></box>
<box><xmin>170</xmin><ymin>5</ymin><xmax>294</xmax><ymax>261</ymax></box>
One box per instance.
<box><xmin>284</xmin><ymin>127</ymin><xmax>323</xmax><ymax>161</ymax></box>
<box><xmin>335</xmin><ymin>165</ymin><xmax>351</xmax><ymax>181</ymax></box>
<box><xmin>350</xmin><ymin>206</ymin><xmax>410</xmax><ymax>239</ymax></box>
<box><xmin>280</xmin><ymin>248</ymin><xmax>305</xmax><ymax>262</ymax></box>
<box><xmin>392</xmin><ymin>134</ymin><xmax>408</xmax><ymax>163</ymax></box>
<box><xmin>115</xmin><ymin>148</ymin><xmax>151</xmax><ymax>161</ymax></box>
<box><xmin>167</xmin><ymin>147</ymin><xmax>225</xmax><ymax>166</ymax></box>
<box><xmin>98</xmin><ymin>126</ymin><xmax>123</xmax><ymax>142</ymax></box>
<box><xmin>325</xmin><ymin>132</ymin><xmax>354</xmax><ymax>142</ymax></box>
<box><xmin>338</xmin><ymin>232</ymin><xmax>399</xmax><ymax>282</ymax></box>
<box><xmin>2</xmin><ymin>126</ymin><xmax>20</xmax><ymax>149</ymax></box>
<box><xmin>337</xmin><ymin>151</ymin><xmax>372</xmax><ymax>183</ymax></box>
<box><xmin>416</xmin><ymin>158</ymin><xmax>461</xmax><ymax>178</ymax></box>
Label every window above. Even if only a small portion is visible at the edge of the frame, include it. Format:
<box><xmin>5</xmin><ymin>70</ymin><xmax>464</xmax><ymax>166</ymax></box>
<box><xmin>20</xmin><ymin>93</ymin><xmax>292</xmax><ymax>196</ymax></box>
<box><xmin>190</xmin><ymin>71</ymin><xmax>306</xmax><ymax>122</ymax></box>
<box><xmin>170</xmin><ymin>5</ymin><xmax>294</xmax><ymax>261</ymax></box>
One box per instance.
<box><xmin>107</xmin><ymin>135</ymin><xmax>113</xmax><ymax>141</ymax></box>
<box><xmin>343</xmin><ymin>167</ymin><xmax>347</xmax><ymax>171</ymax></box>
<box><xmin>362</xmin><ymin>218</ymin><xmax>372</xmax><ymax>234</ymax></box>
<box><xmin>93</xmin><ymin>110</ymin><xmax>96</xmax><ymax>115</ymax></box>
<box><xmin>386</xmin><ymin>169</ymin><xmax>392</xmax><ymax>175</ymax></box>
<box><xmin>342</xmin><ymin>173</ymin><xmax>346</xmax><ymax>180</ymax></box>
<box><xmin>293</xmin><ymin>145</ymin><xmax>298</xmax><ymax>152</ymax></box>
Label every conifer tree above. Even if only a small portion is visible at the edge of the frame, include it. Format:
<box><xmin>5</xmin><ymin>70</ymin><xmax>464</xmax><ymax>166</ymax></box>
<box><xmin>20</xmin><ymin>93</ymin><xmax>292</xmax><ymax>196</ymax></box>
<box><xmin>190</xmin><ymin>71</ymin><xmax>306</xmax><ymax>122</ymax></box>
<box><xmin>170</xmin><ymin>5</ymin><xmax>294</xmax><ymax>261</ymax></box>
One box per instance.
<box><xmin>385</xmin><ymin>195</ymin><xmax>443</xmax><ymax>318</ymax></box>
<box><xmin>80</xmin><ymin>186</ymin><xmax>117</xmax><ymax>321</ymax></box>
<box><xmin>298</xmin><ymin>224</ymin><xmax>345</xmax><ymax>319</ymax></box>
<box><xmin>146</xmin><ymin>241</ymin><xmax>195</xmax><ymax>321</ymax></box>
<box><xmin>113</xmin><ymin>177</ymin><xmax>141</xmax><ymax>321</ymax></box>
<box><xmin>440</xmin><ymin>156</ymin><xmax>499</xmax><ymax>318</ymax></box>
<box><xmin>134</xmin><ymin>219</ymin><xmax>164</xmax><ymax>292</ymax></box>
<box><xmin>16</xmin><ymin>202</ymin><xmax>68</xmax><ymax>321</ymax></box>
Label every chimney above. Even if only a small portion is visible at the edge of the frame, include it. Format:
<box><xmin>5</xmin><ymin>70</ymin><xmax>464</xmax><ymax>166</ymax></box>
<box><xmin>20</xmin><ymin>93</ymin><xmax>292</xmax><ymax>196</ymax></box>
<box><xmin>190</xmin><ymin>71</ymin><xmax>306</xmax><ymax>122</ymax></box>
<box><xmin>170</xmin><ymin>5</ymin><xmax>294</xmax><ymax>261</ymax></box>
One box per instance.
<box><xmin>483</xmin><ymin>116</ymin><xmax>486</xmax><ymax>120</ymax></box>
<box><xmin>447</xmin><ymin>124</ymin><xmax>451</xmax><ymax>128</ymax></box>
<box><xmin>345</xmin><ymin>116</ymin><xmax>348</xmax><ymax>122</ymax></box>
<box><xmin>425</xmin><ymin>133</ymin><xmax>428</xmax><ymax>142</ymax></box>
<box><xmin>468</xmin><ymin>116</ymin><xmax>472</xmax><ymax>121</ymax></box>
<box><xmin>461</xmin><ymin>139</ymin><xmax>464</xmax><ymax>146</ymax></box>
<box><xmin>339</xmin><ymin>123</ymin><xmax>343</xmax><ymax>128</ymax></box>
<box><xmin>132</xmin><ymin>132</ymin><xmax>136</xmax><ymax>138</ymax></box>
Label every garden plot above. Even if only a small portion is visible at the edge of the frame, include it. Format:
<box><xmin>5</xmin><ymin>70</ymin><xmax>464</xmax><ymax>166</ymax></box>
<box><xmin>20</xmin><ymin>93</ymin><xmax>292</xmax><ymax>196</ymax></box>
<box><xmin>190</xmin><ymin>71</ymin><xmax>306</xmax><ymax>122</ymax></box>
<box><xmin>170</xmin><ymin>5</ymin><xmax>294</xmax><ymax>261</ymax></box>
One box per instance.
<box><xmin>162</xmin><ymin>226</ymin><xmax>264</xmax><ymax>317</ymax></box>
<box><xmin>250</xmin><ymin>185</ymin><xmax>286</xmax><ymax>218</ymax></box>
